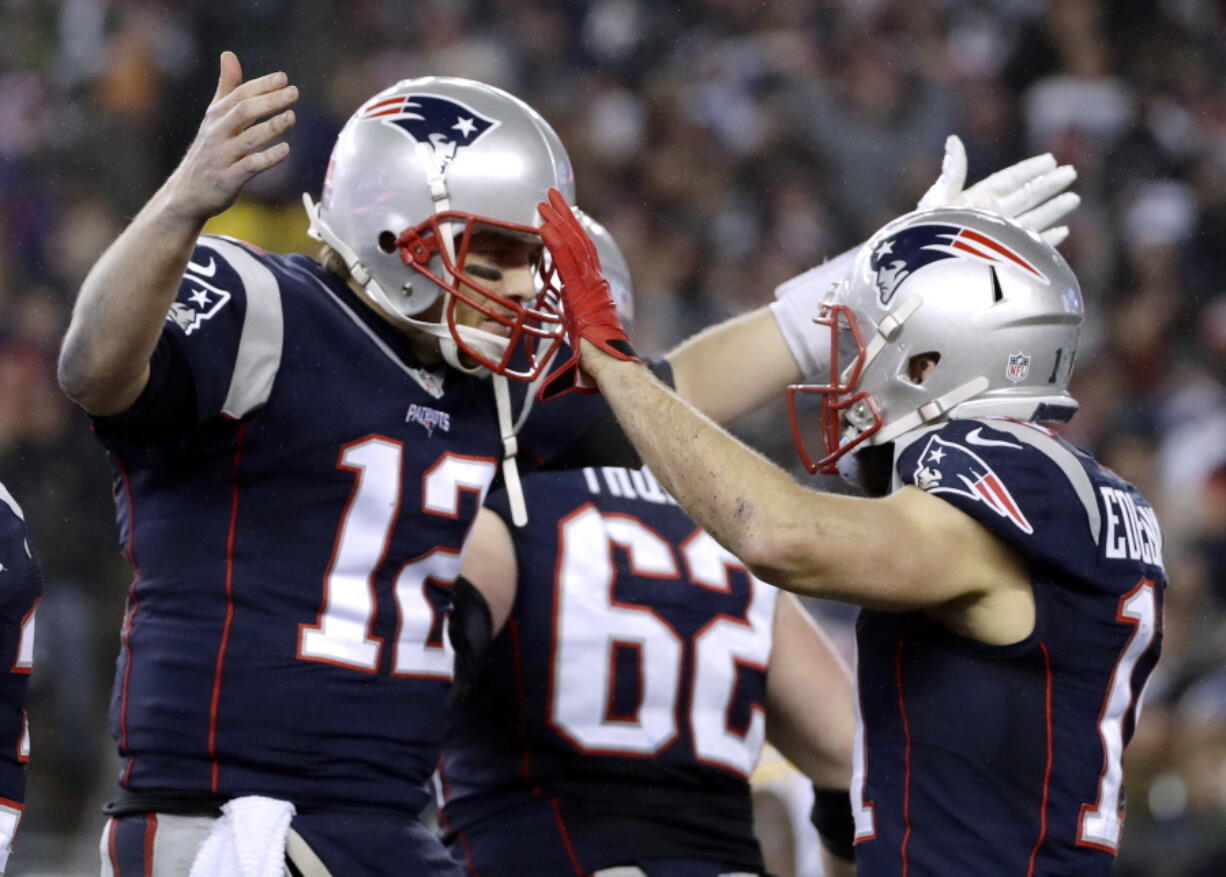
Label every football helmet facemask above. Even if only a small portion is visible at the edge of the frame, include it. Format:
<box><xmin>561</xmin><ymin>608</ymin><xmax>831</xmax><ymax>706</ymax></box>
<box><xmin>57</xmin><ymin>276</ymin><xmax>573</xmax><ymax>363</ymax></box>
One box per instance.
<box><xmin>788</xmin><ymin>207</ymin><xmax>1084</xmax><ymax>474</ymax></box>
<box><xmin>304</xmin><ymin>76</ymin><xmax>575</xmax><ymax>379</ymax></box>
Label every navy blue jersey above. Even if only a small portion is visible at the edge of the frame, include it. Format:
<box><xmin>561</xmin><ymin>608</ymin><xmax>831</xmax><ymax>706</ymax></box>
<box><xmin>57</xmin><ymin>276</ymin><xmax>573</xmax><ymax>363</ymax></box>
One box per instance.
<box><xmin>0</xmin><ymin>483</ymin><xmax>40</xmax><ymax>862</ymax></box>
<box><xmin>91</xmin><ymin>235</ymin><xmax>558</xmax><ymax>816</ymax></box>
<box><xmin>440</xmin><ymin>466</ymin><xmax>779</xmax><ymax>876</ymax></box>
<box><xmin>852</xmin><ymin>418</ymin><xmax>1165</xmax><ymax>876</ymax></box>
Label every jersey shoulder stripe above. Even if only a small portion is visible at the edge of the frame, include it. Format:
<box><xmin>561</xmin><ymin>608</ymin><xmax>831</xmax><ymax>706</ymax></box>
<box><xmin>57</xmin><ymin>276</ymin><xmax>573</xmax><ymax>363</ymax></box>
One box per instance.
<box><xmin>194</xmin><ymin>236</ymin><xmax>285</xmax><ymax>420</ymax></box>
<box><xmin>0</xmin><ymin>484</ymin><xmax>22</xmax><ymax>524</ymax></box>
<box><xmin>972</xmin><ymin>418</ymin><xmax>1101</xmax><ymax>544</ymax></box>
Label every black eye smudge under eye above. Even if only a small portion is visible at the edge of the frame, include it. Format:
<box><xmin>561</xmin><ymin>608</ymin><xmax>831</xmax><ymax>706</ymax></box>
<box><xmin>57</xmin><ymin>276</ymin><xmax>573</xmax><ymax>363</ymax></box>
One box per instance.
<box><xmin>464</xmin><ymin>264</ymin><xmax>502</xmax><ymax>282</ymax></box>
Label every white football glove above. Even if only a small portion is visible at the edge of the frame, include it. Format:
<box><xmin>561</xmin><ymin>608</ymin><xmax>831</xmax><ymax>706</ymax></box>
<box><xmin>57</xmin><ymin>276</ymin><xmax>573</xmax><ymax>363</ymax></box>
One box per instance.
<box><xmin>917</xmin><ymin>134</ymin><xmax>1080</xmax><ymax>246</ymax></box>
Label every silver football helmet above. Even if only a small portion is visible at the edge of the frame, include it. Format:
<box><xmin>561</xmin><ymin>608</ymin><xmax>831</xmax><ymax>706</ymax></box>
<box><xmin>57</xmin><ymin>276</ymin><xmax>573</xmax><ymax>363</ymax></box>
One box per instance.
<box><xmin>788</xmin><ymin>207</ymin><xmax>1083</xmax><ymax>473</ymax></box>
<box><xmin>303</xmin><ymin>76</ymin><xmax>575</xmax><ymax>379</ymax></box>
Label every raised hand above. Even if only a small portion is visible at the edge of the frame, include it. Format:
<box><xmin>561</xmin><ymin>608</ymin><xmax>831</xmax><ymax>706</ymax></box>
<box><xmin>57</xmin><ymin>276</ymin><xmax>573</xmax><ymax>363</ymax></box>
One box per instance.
<box><xmin>163</xmin><ymin>51</ymin><xmax>298</xmax><ymax>221</ymax></box>
<box><xmin>918</xmin><ymin>135</ymin><xmax>1080</xmax><ymax>246</ymax></box>
<box><xmin>535</xmin><ymin>188</ymin><xmax>637</xmax><ymax>399</ymax></box>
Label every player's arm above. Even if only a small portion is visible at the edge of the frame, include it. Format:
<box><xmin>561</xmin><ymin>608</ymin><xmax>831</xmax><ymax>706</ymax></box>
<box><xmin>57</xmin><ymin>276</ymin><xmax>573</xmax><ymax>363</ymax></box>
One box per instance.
<box><xmin>458</xmin><ymin>507</ymin><xmax>519</xmax><ymax>636</ymax></box>
<box><xmin>57</xmin><ymin>52</ymin><xmax>297</xmax><ymax>416</ymax></box>
<box><xmin>447</xmin><ymin>508</ymin><xmax>519</xmax><ymax>703</ymax></box>
<box><xmin>765</xmin><ymin>595</ymin><xmax>852</xmax><ymax>790</ymax></box>
<box><xmin>580</xmin><ymin>356</ymin><xmax>1030</xmax><ymax>637</ymax></box>
<box><xmin>539</xmin><ymin>189</ymin><xmax>1029</xmax><ymax>632</ymax></box>
<box><xmin>667</xmin><ymin>305</ymin><xmax>805</xmax><ymax>424</ymax></box>
<box><xmin>665</xmin><ymin>136</ymin><xmax>1078</xmax><ymax>424</ymax></box>
<box><xmin>765</xmin><ymin>595</ymin><xmax>857</xmax><ymax>875</ymax></box>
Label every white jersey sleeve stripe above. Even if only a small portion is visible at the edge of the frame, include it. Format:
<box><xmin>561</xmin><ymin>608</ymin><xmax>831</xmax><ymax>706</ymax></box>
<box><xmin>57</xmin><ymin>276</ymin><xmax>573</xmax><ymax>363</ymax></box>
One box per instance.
<box><xmin>198</xmin><ymin>237</ymin><xmax>285</xmax><ymax>420</ymax></box>
<box><xmin>0</xmin><ymin>483</ymin><xmax>23</xmax><ymax>522</ymax></box>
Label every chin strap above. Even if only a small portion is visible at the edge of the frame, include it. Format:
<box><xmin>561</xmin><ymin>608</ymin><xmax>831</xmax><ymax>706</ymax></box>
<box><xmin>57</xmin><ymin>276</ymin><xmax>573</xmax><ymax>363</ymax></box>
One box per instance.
<box><xmin>842</xmin><ymin>295</ymin><xmax>924</xmax><ymax>386</ymax></box>
<box><xmin>492</xmin><ymin>374</ymin><xmax>528</xmax><ymax>526</ymax></box>
<box><xmin>304</xmin><ymin>192</ymin><xmax>512</xmax><ymax>376</ymax></box>
<box><xmin>871</xmin><ymin>376</ymin><xmax>991</xmax><ymax>446</ymax></box>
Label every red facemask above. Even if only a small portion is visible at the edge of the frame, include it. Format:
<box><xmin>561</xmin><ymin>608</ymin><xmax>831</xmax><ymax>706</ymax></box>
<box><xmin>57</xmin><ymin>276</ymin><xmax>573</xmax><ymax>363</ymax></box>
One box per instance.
<box><xmin>787</xmin><ymin>303</ymin><xmax>884</xmax><ymax>474</ymax></box>
<box><xmin>396</xmin><ymin>212</ymin><xmax>565</xmax><ymax>380</ymax></box>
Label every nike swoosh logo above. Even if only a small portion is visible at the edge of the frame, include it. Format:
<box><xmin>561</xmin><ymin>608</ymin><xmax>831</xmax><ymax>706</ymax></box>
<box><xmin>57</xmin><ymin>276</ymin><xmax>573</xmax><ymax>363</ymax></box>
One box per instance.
<box><xmin>187</xmin><ymin>257</ymin><xmax>217</xmax><ymax>277</ymax></box>
<box><xmin>965</xmin><ymin>427</ymin><xmax>1023</xmax><ymax>449</ymax></box>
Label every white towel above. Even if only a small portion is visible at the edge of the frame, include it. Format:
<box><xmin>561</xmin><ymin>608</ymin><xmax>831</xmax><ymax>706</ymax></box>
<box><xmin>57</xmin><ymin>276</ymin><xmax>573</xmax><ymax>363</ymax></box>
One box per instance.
<box><xmin>189</xmin><ymin>796</ymin><xmax>296</xmax><ymax>877</ymax></box>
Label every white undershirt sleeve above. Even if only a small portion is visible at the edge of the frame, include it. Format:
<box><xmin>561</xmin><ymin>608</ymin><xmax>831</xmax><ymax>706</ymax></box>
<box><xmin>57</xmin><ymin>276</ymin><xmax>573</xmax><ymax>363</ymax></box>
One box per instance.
<box><xmin>767</xmin><ymin>247</ymin><xmax>856</xmax><ymax>379</ymax></box>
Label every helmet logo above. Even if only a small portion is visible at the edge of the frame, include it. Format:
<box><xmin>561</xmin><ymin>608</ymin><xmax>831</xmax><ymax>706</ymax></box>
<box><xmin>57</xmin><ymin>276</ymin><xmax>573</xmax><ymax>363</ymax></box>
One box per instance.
<box><xmin>361</xmin><ymin>93</ymin><xmax>498</xmax><ymax>171</ymax></box>
<box><xmin>1006</xmin><ymin>351</ymin><xmax>1031</xmax><ymax>383</ymax></box>
<box><xmin>870</xmin><ymin>223</ymin><xmax>1049</xmax><ymax>306</ymax></box>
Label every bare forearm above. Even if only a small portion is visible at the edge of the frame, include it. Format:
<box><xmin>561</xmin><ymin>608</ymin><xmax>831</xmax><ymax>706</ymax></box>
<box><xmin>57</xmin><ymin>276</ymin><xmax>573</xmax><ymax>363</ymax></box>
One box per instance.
<box><xmin>766</xmin><ymin>713</ymin><xmax>850</xmax><ymax>792</ymax></box>
<box><xmin>578</xmin><ymin>340</ymin><xmax>917</xmax><ymax>603</ymax></box>
<box><xmin>59</xmin><ymin>191</ymin><xmax>204</xmax><ymax>414</ymax></box>
<box><xmin>583</xmin><ymin>342</ymin><xmax>811</xmax><ymax>580</ymax></box>
<box><xmin>667</xmin><ymin>306</ymin><xmax>802</xmax><ymax>424</ymax></box>
<box><xmin>59</xmin><ymin>53</ymin><xmax>297</xmax><ymax>416</ymax></box>
<box><xmin>766</xmin><ymin>595</ymin><xmax>854</xmax><ymax>789</ymax></box>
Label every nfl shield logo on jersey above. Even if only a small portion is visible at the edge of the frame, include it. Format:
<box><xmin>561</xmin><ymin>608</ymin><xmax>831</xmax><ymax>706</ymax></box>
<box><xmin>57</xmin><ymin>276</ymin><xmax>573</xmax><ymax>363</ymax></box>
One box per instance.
<box><xmin>362</xmin><ymin>94</ymin><xmax>498</xmax><ymax>171</ymax></box>
<box><xmin>1006</xmin><ymin>352</ymin><xmax>1031</xmax><ymax>383</ymax></box>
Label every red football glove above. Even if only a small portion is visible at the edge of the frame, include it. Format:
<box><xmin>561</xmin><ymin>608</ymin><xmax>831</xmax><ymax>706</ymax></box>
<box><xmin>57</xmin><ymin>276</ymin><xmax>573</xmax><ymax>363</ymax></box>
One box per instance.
<box><xmin>536</xmin><ymin>188</ymin><xmax>637</xmax><ymax>400</ymax></box>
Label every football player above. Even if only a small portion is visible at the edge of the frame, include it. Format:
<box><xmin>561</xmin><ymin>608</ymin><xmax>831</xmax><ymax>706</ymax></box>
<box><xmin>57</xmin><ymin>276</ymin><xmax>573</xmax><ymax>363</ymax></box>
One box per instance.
<box><xmin>438</xmin><ymin>226</ymin><xmax>856</xmax><ymax>877</ymax></box>
<box><xmin>60</xmin><ymin>54</ymin><xmax>589</xmax><ymax>877</ymax></box>
<box><xmin>537</xmin><ymin>198</ymin><xmax>1166</xmax><ymax>875</ymax></box>
<box><xmin>0</xmin><ymin>483</ymin><xmax>38</xmax><ymax>876</ymax></box>
<box><xmin>443</xmin><ymin>468</ymin><xmax>856</xmax><ymax>877</ymax></box>
<box><xmin>57</xmin><ymin>46</ymin><xmax>1082</xmax><ymax>873</ymax></box>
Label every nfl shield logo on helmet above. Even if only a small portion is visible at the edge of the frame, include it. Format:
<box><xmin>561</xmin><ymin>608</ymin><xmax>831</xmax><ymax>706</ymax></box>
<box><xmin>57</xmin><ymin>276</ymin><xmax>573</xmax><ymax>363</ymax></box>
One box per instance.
<box><xmin>1006</xmin><ymin>351</ymin><xmax>1031</xmax><ymax>383</ymax></box>
<box><xmin>360</xmin><ymin>93</ymin><xmax>498</xmax><ymax>171</ymax></box>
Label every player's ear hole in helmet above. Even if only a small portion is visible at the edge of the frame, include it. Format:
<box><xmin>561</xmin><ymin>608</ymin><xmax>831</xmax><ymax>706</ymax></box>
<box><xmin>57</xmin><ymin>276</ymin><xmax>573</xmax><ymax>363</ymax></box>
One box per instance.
<box><xmin>907</xmin><ymin>352</ymin><xmax>940</xmax><ymax>385</ymax></box>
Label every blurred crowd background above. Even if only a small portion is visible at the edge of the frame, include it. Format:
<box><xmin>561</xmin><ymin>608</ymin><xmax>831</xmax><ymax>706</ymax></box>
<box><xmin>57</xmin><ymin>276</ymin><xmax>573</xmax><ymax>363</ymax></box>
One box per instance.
<box><xmin>1</xmin><ymin>0</ymin><xmax>1224</xmax><ymax>873</ymax></box>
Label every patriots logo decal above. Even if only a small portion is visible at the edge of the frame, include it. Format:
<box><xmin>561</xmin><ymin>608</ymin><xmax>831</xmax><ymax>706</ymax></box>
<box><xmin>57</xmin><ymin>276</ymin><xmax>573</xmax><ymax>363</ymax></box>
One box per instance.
<box><xmin>361</xmin><ymin>94</ymin><xmax>497</xmax><ymax>171</ymax></box>
<box><xmin>912</xmin><ymin>434</ymin><xmax>1034</xmax><ymax>534</ymax></box>
<box><xmin>167</xmin><ymin>265</ymin><xmax>231</xmax><ymax>336</ymax></box>
<box><xmin>870</xmin><ymin>223</ymin><xmax>1050</xmax><ymax>306</ymax></box>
